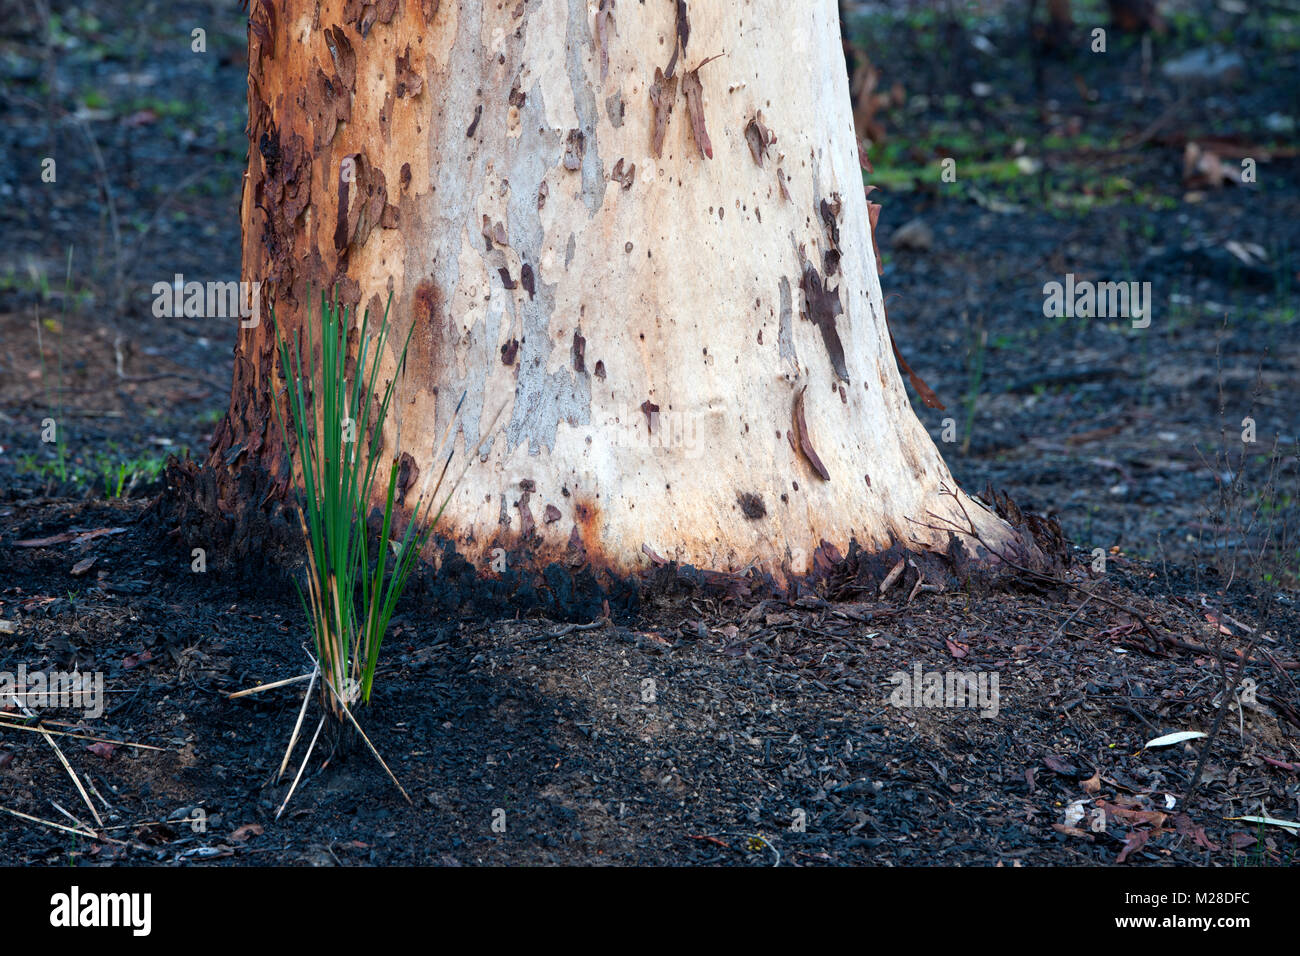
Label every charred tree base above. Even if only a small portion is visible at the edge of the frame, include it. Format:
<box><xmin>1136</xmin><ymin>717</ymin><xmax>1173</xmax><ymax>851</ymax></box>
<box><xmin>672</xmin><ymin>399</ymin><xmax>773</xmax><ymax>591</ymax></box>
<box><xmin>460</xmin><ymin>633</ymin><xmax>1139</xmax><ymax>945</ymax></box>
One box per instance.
<box><xmin>151</xmin><ymin>455</ymin><xmax>1069</xmax><ymax>622</ymax></box>
<box><xmin>147</xmin><ymin>455</ymin><xmax>302</xmax><ymax>597</ymax></box>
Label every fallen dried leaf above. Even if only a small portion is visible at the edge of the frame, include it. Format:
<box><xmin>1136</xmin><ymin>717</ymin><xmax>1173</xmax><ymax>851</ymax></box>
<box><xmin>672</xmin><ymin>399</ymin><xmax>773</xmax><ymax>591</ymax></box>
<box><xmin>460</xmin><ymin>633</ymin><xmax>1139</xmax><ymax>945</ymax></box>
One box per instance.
<box><xmin>1144</xmin><ymin>730</ymin><xmax>1207</xmax><ymax>749</ymax></box>
<box><xmin>1172</xmin><ymin>813</ymin><xmax>1219</xmax><ymax>850</ymax></box>
<box><xmin>1227</xmin><ymin>814</ymin><xmax>1300</xmax><ymax>834</ymax></box>
<box><xmin>1204</xmin><ymin>612</ymin><xmax>1232</xmax><ymax>635</ymax></box>
<box><xmin>230</xmin><ymin>822</ymin><xmax>265</xmax><ymax>842</ymax></box>
<box><xmin>1116</xmin><ymin>828</ymin><xmax>1154</xmax><ymax>863</ymax></box>
<box><xmin>1052</xmin><ymin>822</ymin><xmax>1093</xmax><ymax>840</ymax></box>
<box><xmin>1044</xmin><ymin>754</ymin><xmax>1078</xmax><ymax>776</ymax></box>
<box><xmin>1101</xmin><ymin>802</ymin><xmax>1167</xmax><ymax>828</ymax></box>
<box><xmin>17</xmin><ymin>528</ymin><xmax>125</xmax><ymax>548</ymax></box>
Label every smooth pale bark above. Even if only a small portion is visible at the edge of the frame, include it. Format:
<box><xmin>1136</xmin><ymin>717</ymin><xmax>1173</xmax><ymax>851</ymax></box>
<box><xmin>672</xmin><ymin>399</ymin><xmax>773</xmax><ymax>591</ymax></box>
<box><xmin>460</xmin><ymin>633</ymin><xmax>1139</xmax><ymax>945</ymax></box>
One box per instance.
<box><xmin>216</xmin><ymin>0</ymin><xmax>1021</xmax><ymax>580</ymax></box>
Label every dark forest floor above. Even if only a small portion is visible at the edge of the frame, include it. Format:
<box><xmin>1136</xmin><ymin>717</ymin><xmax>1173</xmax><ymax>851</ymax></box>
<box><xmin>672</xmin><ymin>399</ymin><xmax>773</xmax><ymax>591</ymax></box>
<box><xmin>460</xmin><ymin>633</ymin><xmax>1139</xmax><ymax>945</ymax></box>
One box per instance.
<box><xmin>1</xmin><ymin>0</ymin><xmax>1298</xmax><ymax>865</ymax></box>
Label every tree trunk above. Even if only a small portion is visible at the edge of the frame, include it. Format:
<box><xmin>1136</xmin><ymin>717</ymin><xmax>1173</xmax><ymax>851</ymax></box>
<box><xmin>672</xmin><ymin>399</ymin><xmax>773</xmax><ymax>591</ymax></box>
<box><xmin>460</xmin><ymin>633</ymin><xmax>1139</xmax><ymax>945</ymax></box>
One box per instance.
<box><xmin>208</xmin><ymin>0</ymin><xmax>1031</xmax><ymax>586</ymax></box>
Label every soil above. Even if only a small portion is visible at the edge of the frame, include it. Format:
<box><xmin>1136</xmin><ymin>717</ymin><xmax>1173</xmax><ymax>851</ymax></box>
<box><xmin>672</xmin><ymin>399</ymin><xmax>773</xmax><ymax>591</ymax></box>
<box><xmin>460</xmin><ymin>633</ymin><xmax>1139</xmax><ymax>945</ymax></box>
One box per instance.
<box><xmin>1</xmin><ymin>1</ymin><xmax>1298</xmax><ymax>866</ymax></box>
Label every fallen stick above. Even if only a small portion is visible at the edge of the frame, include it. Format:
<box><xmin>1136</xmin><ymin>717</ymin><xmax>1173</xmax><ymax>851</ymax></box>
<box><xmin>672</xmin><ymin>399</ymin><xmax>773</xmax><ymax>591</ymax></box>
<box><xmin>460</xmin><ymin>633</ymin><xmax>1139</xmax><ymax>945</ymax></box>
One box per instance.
<box><xmin>0</xmin><ymin>803</ymin><xmax>98</xmax><ymax>840</ymax></box>
<box><xmin>0</xmin><ymin>716</ymin><xmax>165</xmax><ymax>751</ymax></box>
<box><xmin>228</xmin><ymin>672</ymin><xmax>315</xmax><ymax>699</ymax></box>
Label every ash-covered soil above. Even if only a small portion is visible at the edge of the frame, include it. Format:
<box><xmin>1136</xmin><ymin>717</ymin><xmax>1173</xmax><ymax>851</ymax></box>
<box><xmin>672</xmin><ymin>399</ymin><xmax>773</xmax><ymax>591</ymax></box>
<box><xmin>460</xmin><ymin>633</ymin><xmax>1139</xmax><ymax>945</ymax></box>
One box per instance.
<box><xmin>1</xmin><ymin>0</ymin><xmax>1298</xmax><ymax>865</ymax></box>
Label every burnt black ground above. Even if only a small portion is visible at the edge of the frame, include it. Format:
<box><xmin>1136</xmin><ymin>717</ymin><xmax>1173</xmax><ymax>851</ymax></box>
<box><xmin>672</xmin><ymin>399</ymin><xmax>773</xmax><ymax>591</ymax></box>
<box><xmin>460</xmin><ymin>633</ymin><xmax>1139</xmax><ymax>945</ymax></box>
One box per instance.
<box><xmin>1</xmin><ymin>1</ymin><xmax>1298</xmax><ymax>865</ymax></box>
<box><xmin>1</xmin><ymin>501</ymin><xmax>1298</xmax><ymax>866</ymax></box>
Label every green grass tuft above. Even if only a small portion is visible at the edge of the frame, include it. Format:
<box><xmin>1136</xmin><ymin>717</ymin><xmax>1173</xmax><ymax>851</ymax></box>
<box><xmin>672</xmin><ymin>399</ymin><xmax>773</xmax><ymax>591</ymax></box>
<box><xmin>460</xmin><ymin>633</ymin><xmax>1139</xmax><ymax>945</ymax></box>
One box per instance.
<box><xmin>272</xmin><ymin>290</ymin><xmax>444</xmax><ymax>719</ymax></box>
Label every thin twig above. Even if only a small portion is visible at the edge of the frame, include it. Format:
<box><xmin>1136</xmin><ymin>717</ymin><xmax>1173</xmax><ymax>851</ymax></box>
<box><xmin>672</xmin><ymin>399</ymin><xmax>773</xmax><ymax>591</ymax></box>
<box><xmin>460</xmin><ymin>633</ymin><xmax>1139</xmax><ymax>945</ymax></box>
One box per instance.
<box><xmin>228</xmin><ymin>671</ymin><xmax>315</xmax><ymax>699</ymax></box>
<box><xmin>276</xmin><ymin>715</ymin><xmax>325</xmax><ymax>821</ymax></box>
<box><xmin>0</xmin><ymin>716</ymin><xmax>166</xmax><ymax>751</ymax></box>
<box><xmin>22</xmin><ymin>702</ymin><xmax>104</xmax><ymax>829</ymax></box>
<box><xmin>0</xmin><ymin>803</ymin><xmax>98</xmax><ymax>841</ymax></box>
<box><xmin>277</xmin><ymin>665</ymin><xmax>319</xmax><ymax>781</ymax></box>
<box><xmin>49</xmin><ymin>799</ymin><xmax>90</xmax><ymax>832</ymax></box>
<box><xmin>328</xmin><ymin>683</ymin><xmax>413</xmax><ymax>806</ymax></box>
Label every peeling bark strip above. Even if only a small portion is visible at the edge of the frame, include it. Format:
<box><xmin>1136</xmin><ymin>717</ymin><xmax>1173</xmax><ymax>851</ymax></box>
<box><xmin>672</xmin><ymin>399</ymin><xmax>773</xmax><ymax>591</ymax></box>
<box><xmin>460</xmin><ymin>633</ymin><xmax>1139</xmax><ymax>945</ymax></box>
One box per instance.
<box><xmin>745</xmin><ymin>111</ymin><xmax>775</xmax><ymax>167</ymax></box>
<box><xmin>571</xmin><ymin>330</ymin><xmax>586</xmax><ymax>373</ymax></box>
<box><xmin>594</xmin><ymin>0</ymin><xmax>617</xmax><ymax>81</ymax></box>
<box><xmin>649</xmin><ymin>68</ymin><xmax>678</xmax><ymax>158</ymax></box>
<box><xmin>884</xmin><ymin>300</ymin><xmax>945</xmax><ymax>410</ymax></box>
<box><xmin>641</xmin><ymin>400</ymin><xmax>660</xmax><ymax>433</ymax></box>
<box><xmin>333</xmin><ymin>161</ymin><xmax>352</xmax><ymax>252</ymax></box>
<box><xmin>516</xmin><ymin>481</ymin><xmax>536</xmax><ymax>539</ymax></box>
<box><xmin>332</xmin><ymin>156</ymin><xmax>388</xmax><ymax>257</ymax></box>
<box><xmin>858</xmin><ymin>140</ymin><xmax>874</xmax><ymax>172</ymax></box>
<box><xmin>247</xmin><ymin>0</ymin><xmax>276</xmax><ymax>67</ymax></box>
<box><xmin>325</xmin><ymin>25</ymin><xmax>355</xmax><ymax>88</ymax></box>
<box><xmin>564</xmin><ymin>128</ymin><xmax>585</xmax><ymax>170</ymax></box>
<box><xmin>867</xmin><ymin>200</ymin><xmax>884</xmax><ymax>276</ymax></box>
<box><xmin>819</xmin><ymin>194</ymin><xmax>842</xmax><ymax>251</ymax></box>
<box><xmin>888</xmin><ymin>329</ymin><xmax>945</xmax><ymax>410</ymax></box>
<box><xmin>611</xmin><ymin>157</ymin><xmax>636</xmax><ymax>190</ymax></box>
<box><xmin>307</xmin><ymin>65</ymin><xmax>351</xmax><ymax>152</ymax></box>
<box><xmin>681</xmin><ymin>55</ymin><xmax>723</xmax><ymax>160</ymax></box>
<box><xmin>680</xmin><ymin>68</ymin><xmax>710</xmax><ymax>159</ymax></box>
<box><xmin>819</xmin><ymin>193</ymin><xmax>843</xmax><ymax>276</ymax></box>
<box><xmin>482</xmin><ymin>215</ymin><xmax>508</xmax><ymax>249</ymax></box>
<box><xmin>396</xmin><ymin>452</ymin><xmax>418</xmax><ymax>506</ymax></box>
<box><xmin>667</xmin><ymin>0</ymin><xmax>690</xmax><ymax>77</ymax></box>
<box><xmin>793</xmin><ymin>387</ymin><xmax>830</xmax><ymax>481</ymax></box>
<box><xmin>799</xmin><ymin>265</ymin><xmax>849</xmax><ymax>383</ymax></box>
<box><xmin>394</xmin><ymin>46</ymin><xmax>423</xmax><ymax>98</ymax></box>
<box><xmin>344</xmin><ymin>0</ymin><xmax>400</xmax><ymax>38</ymax></box>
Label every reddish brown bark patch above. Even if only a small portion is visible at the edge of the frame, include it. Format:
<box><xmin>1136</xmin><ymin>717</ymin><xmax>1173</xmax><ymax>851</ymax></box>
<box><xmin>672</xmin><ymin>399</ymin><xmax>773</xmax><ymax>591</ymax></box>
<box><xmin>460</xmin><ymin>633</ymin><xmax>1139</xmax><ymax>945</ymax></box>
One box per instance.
<box><xmin>395</xmin><ymin>46</ymin><xmax>424</xmax><ymax>98</ymax></box>
<box><xmin>396</xmin><ymin>452</ymin><xmax>419</xmax><ymax>506</ymax></box>
<box><xmin>410</xmin><ymin>277</ymin><xmax>446</xmax><ymax>374</ymax></box>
